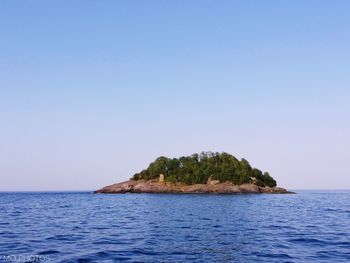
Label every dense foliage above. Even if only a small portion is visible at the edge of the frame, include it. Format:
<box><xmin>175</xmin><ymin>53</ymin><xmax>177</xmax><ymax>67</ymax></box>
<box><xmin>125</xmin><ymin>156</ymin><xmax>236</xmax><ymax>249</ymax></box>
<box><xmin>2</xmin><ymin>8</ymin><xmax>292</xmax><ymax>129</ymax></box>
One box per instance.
<box><xmin>131</xmin><ymin>152</ymin><xmax>277</xmax><ymax>187</ymax></box>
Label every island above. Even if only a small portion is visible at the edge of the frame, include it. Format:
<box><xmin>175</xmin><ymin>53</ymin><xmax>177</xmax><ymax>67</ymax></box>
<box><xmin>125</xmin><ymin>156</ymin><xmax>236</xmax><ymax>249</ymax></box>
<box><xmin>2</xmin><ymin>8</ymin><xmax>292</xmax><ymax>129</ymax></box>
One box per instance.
<box><xmin>95</xmin><ymin>152</ymin><xmax>293</xmax><ymax>194</ymax></box>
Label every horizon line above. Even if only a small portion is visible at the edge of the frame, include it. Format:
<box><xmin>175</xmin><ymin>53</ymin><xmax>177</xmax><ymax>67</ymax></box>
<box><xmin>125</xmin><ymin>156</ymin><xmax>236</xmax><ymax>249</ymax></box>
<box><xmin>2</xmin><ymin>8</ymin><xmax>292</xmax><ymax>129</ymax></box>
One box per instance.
<box><xmin>1</xmin><ymin>189</ymin><xmax>350</xmax><ymax>193</ymax></box>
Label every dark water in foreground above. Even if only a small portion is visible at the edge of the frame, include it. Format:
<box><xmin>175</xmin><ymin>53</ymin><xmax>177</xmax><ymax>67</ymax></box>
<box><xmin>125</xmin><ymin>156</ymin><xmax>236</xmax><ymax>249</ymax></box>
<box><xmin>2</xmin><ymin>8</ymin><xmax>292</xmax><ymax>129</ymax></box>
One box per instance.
<box><xmin>0</xmin><ymin>191</ymin><xmax>349</xmax><ymax>263</ymax></box>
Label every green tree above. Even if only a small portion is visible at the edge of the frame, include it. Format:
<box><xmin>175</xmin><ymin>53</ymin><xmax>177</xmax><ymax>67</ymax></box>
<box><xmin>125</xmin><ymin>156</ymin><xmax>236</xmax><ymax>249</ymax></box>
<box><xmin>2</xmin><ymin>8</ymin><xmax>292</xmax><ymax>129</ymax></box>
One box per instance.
<box><xmin>131</xmin><ymin>152</ymin><xmax>277</xmax><ymax>187</ymax></box>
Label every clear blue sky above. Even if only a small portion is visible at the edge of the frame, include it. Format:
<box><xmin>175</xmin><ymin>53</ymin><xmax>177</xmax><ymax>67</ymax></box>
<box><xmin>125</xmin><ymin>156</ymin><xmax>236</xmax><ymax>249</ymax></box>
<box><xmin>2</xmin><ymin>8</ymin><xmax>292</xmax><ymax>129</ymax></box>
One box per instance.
<box><xmin>1</xmin><ymin>1</ymin><xmax>349</xmax><ymax>190</ymax></box>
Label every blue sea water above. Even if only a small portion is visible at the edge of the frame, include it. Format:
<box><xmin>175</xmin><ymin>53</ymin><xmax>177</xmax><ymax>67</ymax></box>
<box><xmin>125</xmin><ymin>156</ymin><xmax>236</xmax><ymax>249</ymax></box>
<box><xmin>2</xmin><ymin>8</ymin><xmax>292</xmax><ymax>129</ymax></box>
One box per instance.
<box><xmin>0</xmin><ymin>191</ymin><xmax>349</xmax><ymax>263</ymax></box>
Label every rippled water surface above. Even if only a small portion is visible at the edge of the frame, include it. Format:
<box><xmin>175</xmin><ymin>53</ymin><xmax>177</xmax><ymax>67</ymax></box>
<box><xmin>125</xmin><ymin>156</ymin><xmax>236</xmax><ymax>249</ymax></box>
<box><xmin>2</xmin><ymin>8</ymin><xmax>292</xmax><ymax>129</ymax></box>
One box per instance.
<box><xmin>0</xmin><ymin>191</ymin><xmax>349</xmax><ymax>262</ymax></box>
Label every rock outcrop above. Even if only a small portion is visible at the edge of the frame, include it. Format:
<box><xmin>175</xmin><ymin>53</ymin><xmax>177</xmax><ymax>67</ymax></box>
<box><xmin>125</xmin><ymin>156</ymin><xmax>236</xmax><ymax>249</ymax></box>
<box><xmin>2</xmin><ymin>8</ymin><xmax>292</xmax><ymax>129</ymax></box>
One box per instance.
<box><xmin>95</xmin><ymin>179</ymin><xmax>294</xmax><ymax>194</ymax></box>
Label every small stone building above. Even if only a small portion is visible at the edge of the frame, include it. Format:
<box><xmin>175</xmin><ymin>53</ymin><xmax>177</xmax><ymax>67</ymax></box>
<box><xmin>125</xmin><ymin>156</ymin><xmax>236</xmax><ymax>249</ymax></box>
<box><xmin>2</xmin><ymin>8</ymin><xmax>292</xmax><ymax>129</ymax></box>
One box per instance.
<box><xmin>207</xmin><ymin>176</ymin><xmax>220</xmax><ymax>185</ymax></box>
<box><xmin>159</xmin><ymin>174</ymin><xmax>165</xmax><ymax>183</ymax></box>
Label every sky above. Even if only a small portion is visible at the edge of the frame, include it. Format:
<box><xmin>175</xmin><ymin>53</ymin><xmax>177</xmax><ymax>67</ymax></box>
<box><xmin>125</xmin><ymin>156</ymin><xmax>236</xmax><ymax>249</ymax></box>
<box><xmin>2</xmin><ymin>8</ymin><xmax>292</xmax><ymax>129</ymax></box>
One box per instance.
<box><xmin>0</xmin><ymin>1</ymin><xmax>349</xmax><ymax>191</ymax></box>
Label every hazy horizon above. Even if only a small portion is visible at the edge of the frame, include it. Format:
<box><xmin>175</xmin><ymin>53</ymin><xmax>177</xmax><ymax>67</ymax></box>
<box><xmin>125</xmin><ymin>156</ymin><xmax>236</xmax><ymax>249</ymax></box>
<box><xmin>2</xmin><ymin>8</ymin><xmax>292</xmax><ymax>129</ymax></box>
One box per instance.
<box><xmin>1</xmin><ymin>1</ymin><xmax>349</xmax><ymax>191</ymax></box>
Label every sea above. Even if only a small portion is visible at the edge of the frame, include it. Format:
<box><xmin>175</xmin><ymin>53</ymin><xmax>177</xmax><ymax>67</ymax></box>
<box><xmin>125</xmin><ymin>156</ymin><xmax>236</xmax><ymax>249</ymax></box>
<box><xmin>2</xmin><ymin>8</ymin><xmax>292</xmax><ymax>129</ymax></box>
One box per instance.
<box><xmin>0</xmin><ymin>191</ymin><xmax>349</xmax><ymax>263</ymax></box>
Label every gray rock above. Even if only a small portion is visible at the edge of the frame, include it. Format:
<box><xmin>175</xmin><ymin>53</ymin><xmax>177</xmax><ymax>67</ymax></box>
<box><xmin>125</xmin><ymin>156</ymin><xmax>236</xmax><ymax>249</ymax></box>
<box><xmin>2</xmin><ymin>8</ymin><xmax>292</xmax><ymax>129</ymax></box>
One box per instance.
<box><xmin>95</xmin><ymin>180</ymin><xmax>294</xmax><ymax>194</ymax></box>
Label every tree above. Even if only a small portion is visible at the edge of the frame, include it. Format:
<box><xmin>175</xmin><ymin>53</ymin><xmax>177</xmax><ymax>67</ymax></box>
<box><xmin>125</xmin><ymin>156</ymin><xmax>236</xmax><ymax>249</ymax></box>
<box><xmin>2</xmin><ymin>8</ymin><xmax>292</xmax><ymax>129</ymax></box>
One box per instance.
<box><xmin>261</xmin><ymin>172</ymin><xmax>277</xmax><ymax>187</ymax></box>
<box><xmin>131</xmin><ymin>152</ymin><xmax>277</xmax><ymax>187</ymax></box>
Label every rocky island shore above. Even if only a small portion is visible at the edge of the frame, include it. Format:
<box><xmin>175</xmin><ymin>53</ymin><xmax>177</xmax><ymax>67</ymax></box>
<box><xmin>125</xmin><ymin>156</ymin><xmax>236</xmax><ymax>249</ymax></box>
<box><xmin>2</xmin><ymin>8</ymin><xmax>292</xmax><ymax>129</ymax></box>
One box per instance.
<box><xmin>95</xmin><ymin>178</ymin><xmax>293</xmax><ymax>194</ymax></box>
<box><xmin>96</xmin><ymin>152</ymin><xmax>294</xmax><ymax>194</ymax></box>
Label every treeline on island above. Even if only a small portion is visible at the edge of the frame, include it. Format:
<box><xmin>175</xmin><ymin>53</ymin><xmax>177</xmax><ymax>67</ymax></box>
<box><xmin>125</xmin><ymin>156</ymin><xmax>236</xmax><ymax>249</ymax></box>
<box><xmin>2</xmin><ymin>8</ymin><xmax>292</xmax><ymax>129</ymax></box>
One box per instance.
<box><xmin>132</xmin><ymin>152</ymin><xmax>277</xmax><ymax>187</ymax></box>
